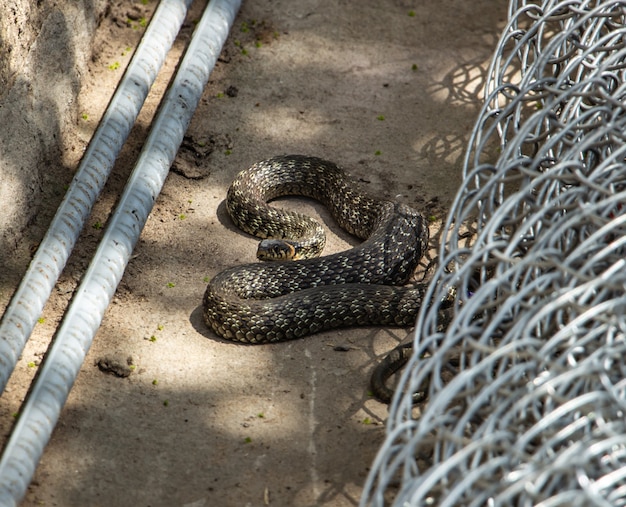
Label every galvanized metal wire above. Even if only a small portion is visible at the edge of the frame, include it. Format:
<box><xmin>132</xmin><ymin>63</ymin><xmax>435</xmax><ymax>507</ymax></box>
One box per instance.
<box><xmin>361</xmin><ymin>1</ymin><xmax>626</xmax><ymax>505</ymax></box>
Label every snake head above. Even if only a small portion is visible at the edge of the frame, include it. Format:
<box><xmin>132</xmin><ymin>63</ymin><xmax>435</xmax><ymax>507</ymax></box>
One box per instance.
<box><xmin>257</xmin><ymin>239</ymin><xmax>298</xmax><ymax>261</ymax></box>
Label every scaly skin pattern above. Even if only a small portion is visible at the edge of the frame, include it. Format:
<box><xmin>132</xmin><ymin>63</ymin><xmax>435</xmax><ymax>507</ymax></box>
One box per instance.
<box><xmin>203</xmin><ymin>155</ymin><xmax>429</xmax><ymax>343</ymax></box>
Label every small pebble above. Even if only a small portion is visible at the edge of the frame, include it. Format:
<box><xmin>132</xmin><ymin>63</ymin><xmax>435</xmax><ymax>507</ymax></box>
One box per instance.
<box><xmin>96</xmin><ymin>355</ymin><xmax>133</xmax><ymax>378</ymax></box>
<box><xmin>333</xmin><ymin>345</ymin><xmax>351</xmax><ymax>352</ymax></box>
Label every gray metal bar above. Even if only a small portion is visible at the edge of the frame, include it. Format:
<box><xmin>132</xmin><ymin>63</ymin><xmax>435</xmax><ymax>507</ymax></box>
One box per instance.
<box><xmin>0</xmin><ymin>0</ymin><xmax>241</xmax><ymax>503</ymax></box>
<box><xmin>0</xmin><ymin>0</ymin><xmax>193</xmax><ymax>394</ymax></box>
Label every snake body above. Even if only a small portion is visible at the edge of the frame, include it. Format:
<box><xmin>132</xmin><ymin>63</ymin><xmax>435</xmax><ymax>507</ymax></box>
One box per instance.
<box><xmin>202</xmin><ymin>155</ymin><xmax>429</xmax><ymax>344</ymax></box>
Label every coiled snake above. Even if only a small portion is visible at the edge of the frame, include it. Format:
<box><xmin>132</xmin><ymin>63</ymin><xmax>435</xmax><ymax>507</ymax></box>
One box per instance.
<box><xmin>202</xmin><ymin>155</ymin><xmax>429</xmax><ymax>401</ymax></box>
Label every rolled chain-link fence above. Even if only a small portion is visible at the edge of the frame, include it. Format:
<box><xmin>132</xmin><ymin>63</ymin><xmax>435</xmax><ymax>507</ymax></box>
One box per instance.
<box><xmin>362</xmin><ymin>1</ymin><xmax>626</xmax><ymax>505</ymax></box>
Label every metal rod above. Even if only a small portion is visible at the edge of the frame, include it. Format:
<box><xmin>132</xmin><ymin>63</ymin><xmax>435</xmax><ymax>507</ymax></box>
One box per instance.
<box><xmin>0</xmin><ymin>0</ymin><xmax>193</xmax><ymax>394</ymax></box>
<box><xmin>0</xmin><ymin>0</ymin><xmax>241</xmax><ymax>503</ymax></box>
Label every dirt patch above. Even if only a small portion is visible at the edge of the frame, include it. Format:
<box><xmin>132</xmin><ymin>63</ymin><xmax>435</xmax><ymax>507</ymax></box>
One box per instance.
<box><xmin>1</xmin><ymin>1</ymin><xmax>506</xmax><ymax>505</ymax></box>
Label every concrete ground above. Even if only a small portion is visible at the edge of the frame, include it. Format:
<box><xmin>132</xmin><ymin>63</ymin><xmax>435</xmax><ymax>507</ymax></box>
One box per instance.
<box><xmin>0</xmin><ymin>1</ymin><xmax>506</xmax><ymax>505</ymax></box>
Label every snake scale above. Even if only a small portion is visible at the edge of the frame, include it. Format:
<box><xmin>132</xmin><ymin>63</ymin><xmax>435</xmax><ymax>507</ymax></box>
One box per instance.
<box><xmin>202</xmin><ymin>155</ymin><xmax>428</xmax><ymax>400</ymax></box>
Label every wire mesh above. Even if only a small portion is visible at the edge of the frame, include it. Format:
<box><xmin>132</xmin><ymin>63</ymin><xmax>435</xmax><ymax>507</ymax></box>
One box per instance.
<box><xmin>361</xmin><ymin>1</ymin><xmax>626</xmax><ymax>505</ymax></box>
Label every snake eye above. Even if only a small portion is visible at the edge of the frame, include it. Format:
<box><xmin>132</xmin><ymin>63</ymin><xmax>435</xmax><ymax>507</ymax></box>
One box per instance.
<box><xmin>257</xmin><ymin>240</ymin><xmax>297</xmax><ymax>261</ymax></box>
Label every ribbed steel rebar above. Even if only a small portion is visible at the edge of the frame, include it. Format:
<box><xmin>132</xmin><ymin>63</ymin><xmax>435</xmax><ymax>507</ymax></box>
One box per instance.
<box><xmin>0</xmin><ymin>0</ymin><xmax>193</xmax><ymax>394</ymax></box>
<box><xmin>0</xmin><ymin>0</ymin><xmax>241</xmax><ymax>503</ymax></box>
